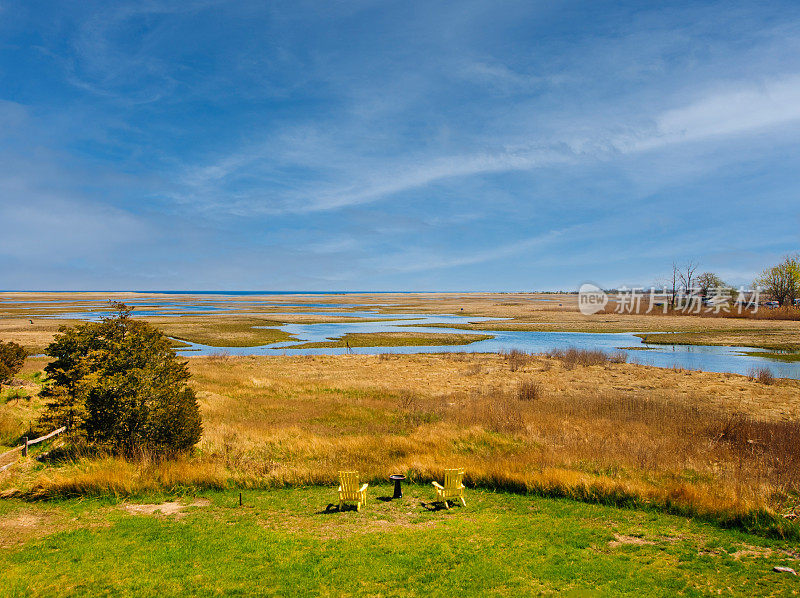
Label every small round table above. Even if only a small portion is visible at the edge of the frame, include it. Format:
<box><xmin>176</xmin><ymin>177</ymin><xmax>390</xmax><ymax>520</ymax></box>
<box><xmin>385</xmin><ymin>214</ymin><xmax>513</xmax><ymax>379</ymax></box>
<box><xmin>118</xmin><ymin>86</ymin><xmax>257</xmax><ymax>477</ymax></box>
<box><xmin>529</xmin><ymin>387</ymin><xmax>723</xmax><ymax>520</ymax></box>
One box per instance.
<box><xmin>389</xmin><ymin>474</ymin><xmax>406</xmax><ymax>499</ymax></box>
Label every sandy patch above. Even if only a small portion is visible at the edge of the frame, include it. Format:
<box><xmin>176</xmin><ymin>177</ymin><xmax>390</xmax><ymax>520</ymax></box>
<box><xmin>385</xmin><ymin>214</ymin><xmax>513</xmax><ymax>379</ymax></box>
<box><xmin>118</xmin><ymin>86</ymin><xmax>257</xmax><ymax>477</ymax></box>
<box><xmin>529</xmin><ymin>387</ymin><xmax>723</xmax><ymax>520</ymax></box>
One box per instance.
<box><xmin>608</xmin><ymin>533</ymin><xmax>656</xmax><ymax>547</ymax></box>
<box><xmin>0</xmin><ymin>509</ymin><xmax>110</xmax><ymax>547</ymax></box>
<box><xmin>122</xmin><ymin>498</ymin><xmax>211</xmax><ymax>517</ymax></box>
<box><xmin>730</xmin><ymin>544</ymin><xmax>800</xmax><ymax>560</ymax></box>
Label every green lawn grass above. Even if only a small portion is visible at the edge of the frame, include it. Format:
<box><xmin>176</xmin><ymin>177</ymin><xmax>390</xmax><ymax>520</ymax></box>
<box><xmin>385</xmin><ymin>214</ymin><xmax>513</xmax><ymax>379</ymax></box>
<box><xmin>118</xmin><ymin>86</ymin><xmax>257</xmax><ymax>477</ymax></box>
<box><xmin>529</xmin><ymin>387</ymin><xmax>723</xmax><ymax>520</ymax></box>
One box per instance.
<box><xmin>2</xmin><ymin>486</ymin><xmax>798</xmax><ymax>597</ymax></box>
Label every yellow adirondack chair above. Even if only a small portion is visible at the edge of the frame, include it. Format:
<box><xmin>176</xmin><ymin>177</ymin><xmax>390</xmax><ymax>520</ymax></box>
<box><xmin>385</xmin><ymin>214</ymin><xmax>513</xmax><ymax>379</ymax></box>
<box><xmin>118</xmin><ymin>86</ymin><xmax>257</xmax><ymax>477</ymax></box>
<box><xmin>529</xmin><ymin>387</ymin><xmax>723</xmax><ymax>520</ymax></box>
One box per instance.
<box><xmin>432</xmin><ymin>468</ymin><xmax>466</xmax><ymax>508</ymax></box>
<box><xmin>338</xmin><ymin>471</ymin><xmax>368</xmax><ymax>511</ymax></box>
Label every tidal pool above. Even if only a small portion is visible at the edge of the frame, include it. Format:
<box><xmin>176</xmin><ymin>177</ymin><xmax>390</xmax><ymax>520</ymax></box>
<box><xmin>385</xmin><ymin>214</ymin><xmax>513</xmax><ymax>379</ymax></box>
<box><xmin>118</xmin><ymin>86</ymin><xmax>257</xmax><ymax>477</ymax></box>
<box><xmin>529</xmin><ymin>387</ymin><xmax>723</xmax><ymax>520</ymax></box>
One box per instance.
<box><xmin>175</xmin><ymin>315</ymin><xmax>800</xmax><ymax>380</ymax></box>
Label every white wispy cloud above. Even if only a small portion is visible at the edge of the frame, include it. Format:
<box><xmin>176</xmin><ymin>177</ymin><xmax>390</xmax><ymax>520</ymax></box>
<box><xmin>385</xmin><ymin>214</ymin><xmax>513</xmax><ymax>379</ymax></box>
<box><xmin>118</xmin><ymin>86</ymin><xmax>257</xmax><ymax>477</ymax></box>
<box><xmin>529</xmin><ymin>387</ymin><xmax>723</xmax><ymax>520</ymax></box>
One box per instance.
<box><xmin>59</xmin><ymin>0</ymin><xmax>226</xmax><ymax>103</ymax></box>
<box><xmin>171</xmin><ymin>69</ymin><xmax>800</xmax><ymax>217</ymax></box>
<box><xmin>372</xmin><ymin>228</ymin><xmax>567</xmax><ymax>273</ymax></box>
<box><xmin>173</xmin><ymin>138</ymin><xmax>576</xmax><ymax>215</ymax></box>
<box><xmin>296</xmin><ymin>149</ymin><xmax>573</xmax><ymax>213</ymax></box>
<box><xmin>628</xmin><ymin>75</ymin><xmax>800</xmax><ymax>151</ymax></box>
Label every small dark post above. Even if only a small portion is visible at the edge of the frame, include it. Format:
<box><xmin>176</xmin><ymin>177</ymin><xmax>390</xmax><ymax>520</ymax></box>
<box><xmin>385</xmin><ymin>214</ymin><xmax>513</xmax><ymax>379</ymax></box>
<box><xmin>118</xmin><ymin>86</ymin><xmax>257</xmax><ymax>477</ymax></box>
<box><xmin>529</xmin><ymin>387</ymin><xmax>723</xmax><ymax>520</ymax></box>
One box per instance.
<box><xmin>22</xmin><ymin>437</ymin><xmax>28</xmax><ymax>458</ymax></box>
<box><xmin>239</xmin><ymin>492</ymin><xmax>242</xmax><ymax>507</ymax></box>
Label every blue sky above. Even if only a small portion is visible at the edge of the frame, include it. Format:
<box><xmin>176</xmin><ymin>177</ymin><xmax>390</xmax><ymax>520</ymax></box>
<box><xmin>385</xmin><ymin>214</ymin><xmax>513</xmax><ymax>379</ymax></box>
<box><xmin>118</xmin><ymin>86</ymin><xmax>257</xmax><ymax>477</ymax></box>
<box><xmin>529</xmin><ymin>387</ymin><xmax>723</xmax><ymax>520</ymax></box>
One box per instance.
<box><xmin>1</xmin><ymin>0</ymin><xmax>798</xmax><ymax>291</ymax></box>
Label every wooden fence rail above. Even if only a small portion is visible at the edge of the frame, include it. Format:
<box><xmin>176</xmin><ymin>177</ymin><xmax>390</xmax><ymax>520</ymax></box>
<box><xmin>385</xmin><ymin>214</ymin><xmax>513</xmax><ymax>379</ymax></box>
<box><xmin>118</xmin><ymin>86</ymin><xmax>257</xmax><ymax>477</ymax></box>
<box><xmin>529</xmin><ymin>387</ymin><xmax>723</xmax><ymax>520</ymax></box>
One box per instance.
<box><xmin>0</xmin><ymin>427</ymin><xmax>66</xmax><ymax>473</ymax></box>
<box><xmin>0</xmin><ymin>445</ymin><xmax>22</xmax><ymax>462</ymax></box>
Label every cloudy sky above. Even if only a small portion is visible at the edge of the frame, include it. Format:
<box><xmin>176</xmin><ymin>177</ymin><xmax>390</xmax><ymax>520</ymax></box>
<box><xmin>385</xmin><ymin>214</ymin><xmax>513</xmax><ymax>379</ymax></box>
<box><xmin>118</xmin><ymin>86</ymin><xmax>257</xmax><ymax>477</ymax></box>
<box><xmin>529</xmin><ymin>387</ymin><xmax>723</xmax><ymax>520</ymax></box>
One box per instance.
<box><xmin>1</xmin><ymin>1</ymin><xmax>798</xmax><ymax>291</ymax></box>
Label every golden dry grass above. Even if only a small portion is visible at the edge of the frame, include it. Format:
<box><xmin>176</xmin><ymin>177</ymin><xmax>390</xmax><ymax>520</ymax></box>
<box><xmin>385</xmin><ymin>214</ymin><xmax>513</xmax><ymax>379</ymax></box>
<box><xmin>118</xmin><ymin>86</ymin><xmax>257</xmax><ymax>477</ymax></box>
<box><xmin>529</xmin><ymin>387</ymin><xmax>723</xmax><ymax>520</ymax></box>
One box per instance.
<box><xmin>0</xmin><ymin>358</ymin><xmax>50</xmax><ymax>452</ymax></box>
<box><xmin>0</xmin><ymin>319</ymin><xmax>84</xmax><ymax>354</ymax></box>
<box><xmin>4</xmin><ymin>353</ymin><xmax>799</xmax><ymax>531</ymax></box>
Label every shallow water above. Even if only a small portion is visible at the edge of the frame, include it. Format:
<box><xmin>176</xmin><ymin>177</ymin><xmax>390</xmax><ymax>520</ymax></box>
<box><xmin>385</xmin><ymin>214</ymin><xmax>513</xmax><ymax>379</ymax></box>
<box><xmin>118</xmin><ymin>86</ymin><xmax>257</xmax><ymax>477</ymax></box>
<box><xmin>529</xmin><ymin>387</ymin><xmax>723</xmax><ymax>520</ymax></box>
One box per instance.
<box><xmin>179</xmin><ymin>316</ymin><xmax>800</xmax><ymax>380</ymax></box>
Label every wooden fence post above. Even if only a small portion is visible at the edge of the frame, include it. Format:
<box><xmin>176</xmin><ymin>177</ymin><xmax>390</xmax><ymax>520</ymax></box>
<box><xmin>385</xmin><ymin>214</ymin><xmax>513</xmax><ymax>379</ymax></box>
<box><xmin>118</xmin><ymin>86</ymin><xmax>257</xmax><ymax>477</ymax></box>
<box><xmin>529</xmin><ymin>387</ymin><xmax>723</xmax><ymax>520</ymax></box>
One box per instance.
<box><xmin>22</xmin><ymin>437</ymin><xmax>28</xmax><ymax>458</ymax></box>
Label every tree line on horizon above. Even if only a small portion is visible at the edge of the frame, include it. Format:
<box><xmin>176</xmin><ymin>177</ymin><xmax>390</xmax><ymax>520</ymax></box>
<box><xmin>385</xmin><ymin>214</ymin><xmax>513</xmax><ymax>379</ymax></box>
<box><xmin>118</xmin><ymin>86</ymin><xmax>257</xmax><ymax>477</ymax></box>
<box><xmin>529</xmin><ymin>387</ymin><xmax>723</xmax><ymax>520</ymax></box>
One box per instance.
<box><xmin>600</xmin><ymin>254</ymin><xmax>800</xmax><ymax>308</ymax></box>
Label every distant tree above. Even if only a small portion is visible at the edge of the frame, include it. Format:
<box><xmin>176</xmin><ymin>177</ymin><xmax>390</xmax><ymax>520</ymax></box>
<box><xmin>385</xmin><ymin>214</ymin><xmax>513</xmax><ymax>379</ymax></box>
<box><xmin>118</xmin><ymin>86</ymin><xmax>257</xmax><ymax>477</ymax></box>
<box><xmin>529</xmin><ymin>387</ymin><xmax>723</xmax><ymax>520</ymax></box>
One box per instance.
<box><xmin>40</xmin><ymin>302</ymin><xmax>202</xmax><ymax>453</ymax></box>
<box><xmin>755</xmin><ymin>255</ymin><xmax>800</xmax><ymax>306</ymax></box>
<box><xmin>678</xmin><ymin>260</ymin><xmax>699</xmax><ymax>292</ymax></box>
<box><xmin>695</xmin><ymin>272</ymin><xmax>727</xmax><ymax>297</ymax></box>
<box><xmin>669</xmin><ymin>262</ymin><xmax>680</xmax><ymax>308</ymax></box>
<box><xmin>0</xmin><ymin>340</ymin><xmax>27</xmax><ymax>393</ymax></box>
<box><xmin>668</xmin><ymin>260</ymin><xmax>699</xmax><ymax>308</ymax></box>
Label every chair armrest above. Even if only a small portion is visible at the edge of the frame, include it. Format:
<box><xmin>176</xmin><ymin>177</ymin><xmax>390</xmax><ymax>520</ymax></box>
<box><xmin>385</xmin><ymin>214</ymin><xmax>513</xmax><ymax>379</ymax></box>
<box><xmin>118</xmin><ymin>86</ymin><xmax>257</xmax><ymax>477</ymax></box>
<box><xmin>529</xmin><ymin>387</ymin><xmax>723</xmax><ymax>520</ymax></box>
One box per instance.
<box><xmin>359</xmin><ymin>483</ymin><xmax>369</xmax><ymax>492</ymax></box>
<box><xmin>338</xmin><ymin>486</ymin><xmax>342</xmax><ymax>492</ymax></box>
<box><xmin>432</xmin><ymin>482</ymin><xmax>444</xmax><ymax>490</ymax></box>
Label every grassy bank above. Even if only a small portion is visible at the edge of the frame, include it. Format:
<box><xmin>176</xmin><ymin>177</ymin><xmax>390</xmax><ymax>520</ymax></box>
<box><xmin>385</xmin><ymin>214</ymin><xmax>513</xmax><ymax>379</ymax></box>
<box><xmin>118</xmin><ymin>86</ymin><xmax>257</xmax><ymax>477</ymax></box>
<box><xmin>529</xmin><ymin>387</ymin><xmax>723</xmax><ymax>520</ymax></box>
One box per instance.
<box><xmin>289</xmin><ymin>331</ymin><xmax>494</xmax><ymax>349</ymax></box>
<box><xmin>2</xmin><ymin>487</ymin><xmax>800</xmax><ymax>597</ymax></box>
<box><xmin>742</xmin><ymin>351</ymin><xmax>800</xmax><ymax>363</ymax></box>
<box><xmin>635</xmin><ymin>330</ymin><xmax>800</xmax><ymax>352</ymax></box>
<box><xmin>150</xmin><ymin>316</ymin><xmax>295</xmax><ymax>347</ymax></box>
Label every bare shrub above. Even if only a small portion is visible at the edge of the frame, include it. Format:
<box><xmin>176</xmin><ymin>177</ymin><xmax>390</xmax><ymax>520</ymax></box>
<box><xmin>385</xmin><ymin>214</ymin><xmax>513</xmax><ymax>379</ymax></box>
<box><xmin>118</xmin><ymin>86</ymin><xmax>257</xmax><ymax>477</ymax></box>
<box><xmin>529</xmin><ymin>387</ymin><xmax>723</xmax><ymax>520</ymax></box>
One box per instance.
<box><xmin>748</xmin><ymin>367</ymin><xmax>775</xmax><ymax>385</ymax></box>
<box><xmin>547</xmin><ymin>347</ymin><xmax>617</xmax><ymax>367</ymax></box>
<box><xmin>608</xmin><ymin>351</ymin><xmax>628</xmax><ymax>364</ymax></box>
<box><xmin>517</xmin><ymin>380</ymin><xmax>542</xmax><ymax>401</ymax></box>
<box><xmin>208</xmin><ymin>350</ymin><xmax>232</xmax><ymax>362</ymax></box>
<box><xmin>500</xmin><ymin>349</ymin><xmax>531</xmax><ymax>372</ymax></box>
<box><xmin>445</xmin><ymin>353</ymin><xmax>468</xmax><ymax>362</ymax></box>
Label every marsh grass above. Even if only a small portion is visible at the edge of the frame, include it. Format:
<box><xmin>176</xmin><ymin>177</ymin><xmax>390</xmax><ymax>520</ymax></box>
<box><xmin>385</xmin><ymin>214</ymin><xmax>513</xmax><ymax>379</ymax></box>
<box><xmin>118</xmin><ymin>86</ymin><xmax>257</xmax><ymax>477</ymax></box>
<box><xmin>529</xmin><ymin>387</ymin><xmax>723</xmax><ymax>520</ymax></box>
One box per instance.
<box><xmin>0</xmin><ymin>319</ymin><xmax>85</xmax><ymax>354</ymax></box>
<box><xmin>151</xmin><ymin>316</ymin><xmax>295</xmax><ymax>347</ymax></box>
<box><xmin>742</xmin><ymin>350</ymin><xmax>800</xmax><ymax>362</ymax></box>
<box><xmin>3</xmin><ymin>353</ymin><xmax>800</xmax><ymax>538</ymax></box>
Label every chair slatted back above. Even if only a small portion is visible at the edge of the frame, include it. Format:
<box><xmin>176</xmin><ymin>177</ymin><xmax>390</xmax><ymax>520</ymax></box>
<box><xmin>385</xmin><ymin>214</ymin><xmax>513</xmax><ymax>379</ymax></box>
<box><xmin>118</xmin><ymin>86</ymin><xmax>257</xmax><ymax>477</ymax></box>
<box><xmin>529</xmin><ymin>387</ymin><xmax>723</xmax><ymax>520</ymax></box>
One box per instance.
<box><xmin>339</xmin><ymin>471</ymin><xmax>361</xmax><ymax>498</ymax></box>
<box><xmin>444</xmin><ymin>468</ymin><xmax>464</xmax><ymax>491</ymax></box>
